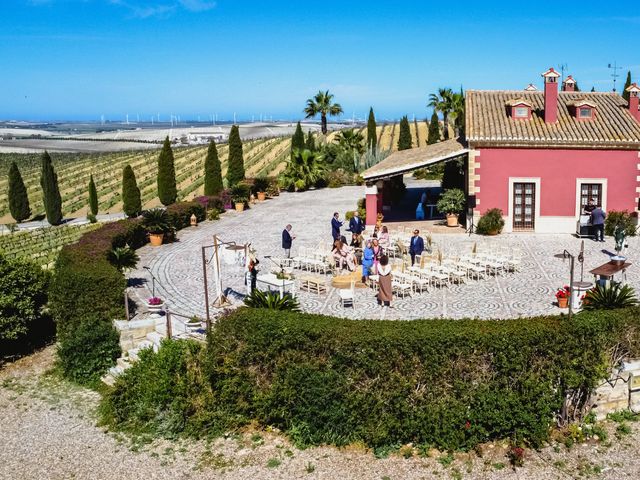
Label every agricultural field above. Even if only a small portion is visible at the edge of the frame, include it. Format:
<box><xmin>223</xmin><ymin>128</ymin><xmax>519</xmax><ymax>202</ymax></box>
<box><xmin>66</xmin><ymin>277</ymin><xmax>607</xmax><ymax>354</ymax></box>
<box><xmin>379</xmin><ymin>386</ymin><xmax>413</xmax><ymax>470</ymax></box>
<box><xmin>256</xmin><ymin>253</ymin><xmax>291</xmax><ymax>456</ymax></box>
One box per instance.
<box><xmin>0</xmin><ymin>121</ymin><xmax>428</xmax><ymax>224</ymax></box>
<box><xmin>0</xmin><ymin>222</ymin><xmax>101</xmax><ymax>268</ymax></box>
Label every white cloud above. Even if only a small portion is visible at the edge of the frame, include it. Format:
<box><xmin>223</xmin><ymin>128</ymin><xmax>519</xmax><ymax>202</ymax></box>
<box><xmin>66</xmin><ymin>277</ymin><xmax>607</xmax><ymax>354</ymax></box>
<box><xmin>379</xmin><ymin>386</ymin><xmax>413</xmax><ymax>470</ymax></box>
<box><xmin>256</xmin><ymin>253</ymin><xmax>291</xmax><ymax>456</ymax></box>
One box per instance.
<box><xmin>178</xmin><ymin>0</ymin><xmax>216</xmax><ymax>12</ymax></box>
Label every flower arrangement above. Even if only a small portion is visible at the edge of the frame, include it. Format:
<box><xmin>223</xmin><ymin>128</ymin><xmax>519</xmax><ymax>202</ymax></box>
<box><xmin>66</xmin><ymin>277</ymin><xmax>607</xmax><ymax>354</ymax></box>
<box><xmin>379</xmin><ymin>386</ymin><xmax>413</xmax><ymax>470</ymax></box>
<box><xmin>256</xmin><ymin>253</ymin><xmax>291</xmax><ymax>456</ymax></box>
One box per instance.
<box><xmin>148</xmin><ymin>297</ymin><xmax>163</xmax><ymax>305</ymax></box>
<box><xmin>507</xmin><ymin>444</ymin><xmax>525</xmax><ymax>467</ymax></box>
<box><xmin>555</xmin><ymin>286</ymin><xmax>571</xmax><ymax>299</ymax></box>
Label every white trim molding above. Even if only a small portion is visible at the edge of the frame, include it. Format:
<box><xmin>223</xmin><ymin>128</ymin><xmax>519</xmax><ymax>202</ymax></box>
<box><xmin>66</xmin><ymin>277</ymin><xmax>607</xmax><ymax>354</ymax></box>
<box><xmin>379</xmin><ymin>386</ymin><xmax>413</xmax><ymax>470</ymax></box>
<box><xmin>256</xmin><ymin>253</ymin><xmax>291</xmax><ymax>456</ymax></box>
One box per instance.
<box><xmin>574</xmin><ymin>178</ymin><xmax>608</xmax><ymax>218</ymax></box>
<box><xmin>506</xmin><ymin>177</ymin><xmax>541</xmax><ymax>233</ymax></box>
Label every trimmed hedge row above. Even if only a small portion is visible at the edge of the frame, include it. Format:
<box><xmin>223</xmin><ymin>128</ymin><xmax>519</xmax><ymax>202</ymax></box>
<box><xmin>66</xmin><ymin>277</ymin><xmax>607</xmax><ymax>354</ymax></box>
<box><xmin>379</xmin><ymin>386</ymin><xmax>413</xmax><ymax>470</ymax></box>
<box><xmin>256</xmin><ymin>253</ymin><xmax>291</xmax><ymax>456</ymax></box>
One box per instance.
<box><xmin>101</xmin><ymin>307</ymin><xmax>640</xmax><ymax>451</ymax></box>
<box><xmin>51</xmin><ymin>202</ymin><xmax>205</xmax><ymax>385</ymax></box>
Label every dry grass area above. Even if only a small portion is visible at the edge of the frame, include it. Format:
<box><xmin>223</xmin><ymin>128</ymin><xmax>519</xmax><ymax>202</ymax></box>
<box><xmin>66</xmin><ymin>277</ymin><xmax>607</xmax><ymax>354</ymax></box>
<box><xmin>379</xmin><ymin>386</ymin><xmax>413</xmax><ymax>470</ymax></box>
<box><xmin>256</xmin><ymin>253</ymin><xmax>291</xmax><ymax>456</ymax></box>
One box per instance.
<box><xmin>2</xmin><ymin>347</ymin><xmax>640</xmax><ymax>480</ymax></box>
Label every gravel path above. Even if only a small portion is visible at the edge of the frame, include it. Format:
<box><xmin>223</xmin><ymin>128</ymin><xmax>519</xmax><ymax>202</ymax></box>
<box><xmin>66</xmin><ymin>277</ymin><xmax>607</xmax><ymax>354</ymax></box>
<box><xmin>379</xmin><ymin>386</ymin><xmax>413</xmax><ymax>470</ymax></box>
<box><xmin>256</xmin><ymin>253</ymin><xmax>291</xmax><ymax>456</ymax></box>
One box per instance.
<box><xmin>2</xmin><ymin>347</ymin><xmax>640</xmax><ymax>480</ymax></box>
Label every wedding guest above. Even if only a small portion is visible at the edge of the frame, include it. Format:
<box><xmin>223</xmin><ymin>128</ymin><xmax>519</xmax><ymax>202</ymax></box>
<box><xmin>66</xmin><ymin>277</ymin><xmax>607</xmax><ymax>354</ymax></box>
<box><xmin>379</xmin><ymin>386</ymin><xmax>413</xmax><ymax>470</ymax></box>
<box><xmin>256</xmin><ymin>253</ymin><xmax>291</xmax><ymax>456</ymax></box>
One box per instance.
<box><xmin>361</xmin><ymin>240</ymin><xmax>374</xmax><ymax>283</ymax></box>
<box><xmin>331</xmin><ymin>212</ymin><xmax>343</xmax><ymax>241</ymax></box>
<box><xmin>377</xmin><ymin>254</ymin><xmax>393</xmax><ymax>308</ymax></box>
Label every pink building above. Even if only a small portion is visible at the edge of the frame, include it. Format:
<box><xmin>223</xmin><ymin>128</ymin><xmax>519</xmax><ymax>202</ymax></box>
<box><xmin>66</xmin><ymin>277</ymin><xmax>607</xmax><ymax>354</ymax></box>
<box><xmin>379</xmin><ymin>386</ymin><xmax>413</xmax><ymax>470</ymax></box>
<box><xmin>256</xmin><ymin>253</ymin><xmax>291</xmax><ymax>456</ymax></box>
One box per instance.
<box><xmin>363</xmin><ymin>69</ymin><xmax>640</xmax><ymax>233</ymax></box>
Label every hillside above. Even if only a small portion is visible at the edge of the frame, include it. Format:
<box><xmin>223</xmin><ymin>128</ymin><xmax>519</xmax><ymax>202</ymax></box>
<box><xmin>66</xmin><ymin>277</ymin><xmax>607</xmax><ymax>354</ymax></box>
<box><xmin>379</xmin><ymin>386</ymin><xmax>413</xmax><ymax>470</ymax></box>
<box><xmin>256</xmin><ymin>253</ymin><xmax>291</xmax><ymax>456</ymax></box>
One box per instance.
<box><xmin>0</xmin><ymin>121</ymin><xmax>432</xmax><ymax>223</ymax></box>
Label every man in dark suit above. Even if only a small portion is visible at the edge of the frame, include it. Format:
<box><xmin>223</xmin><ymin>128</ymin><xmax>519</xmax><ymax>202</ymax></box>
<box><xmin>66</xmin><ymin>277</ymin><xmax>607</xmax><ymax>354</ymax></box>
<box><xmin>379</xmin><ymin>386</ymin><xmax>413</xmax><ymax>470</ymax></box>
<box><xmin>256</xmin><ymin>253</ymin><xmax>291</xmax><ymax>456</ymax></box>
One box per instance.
<box><xmin>282</xmin><ymin>224</ymin><xmax>294</xmax><ymax>257</ymax></box>
<box><xmin>348</xmin><ymin>210</ymin><xmax>364</xmax><ymax>236</ymax></box>
<box><xmin>331</xmin><ymin>212</ymin><xmax>343</xmax><ymax>241</ymax></box>
<box><xmin>409</xmin><ymin>229</ymin><xmax>425</xmax><ymax>266</ymax></box>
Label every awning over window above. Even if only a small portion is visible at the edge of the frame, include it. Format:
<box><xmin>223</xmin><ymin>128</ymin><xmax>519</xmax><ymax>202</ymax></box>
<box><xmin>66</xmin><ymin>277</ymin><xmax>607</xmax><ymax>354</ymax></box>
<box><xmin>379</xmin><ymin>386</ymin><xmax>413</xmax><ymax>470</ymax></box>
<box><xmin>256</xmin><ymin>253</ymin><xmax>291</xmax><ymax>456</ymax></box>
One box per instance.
<box><xmin>362</xmin><ymin>137</ymin><xmax>468</xmax><ymax>182</ymax></box>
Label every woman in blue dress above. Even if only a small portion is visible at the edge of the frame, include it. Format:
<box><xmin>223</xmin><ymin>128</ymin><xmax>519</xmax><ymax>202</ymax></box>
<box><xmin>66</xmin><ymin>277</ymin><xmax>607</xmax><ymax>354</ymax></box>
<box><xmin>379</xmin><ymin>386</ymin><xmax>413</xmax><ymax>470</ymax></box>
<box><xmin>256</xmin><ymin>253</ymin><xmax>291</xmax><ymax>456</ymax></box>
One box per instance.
<box><xmin>361</xmin><ymin>240</ymin><xmax>374</xmax><ymax>283</ymax></box>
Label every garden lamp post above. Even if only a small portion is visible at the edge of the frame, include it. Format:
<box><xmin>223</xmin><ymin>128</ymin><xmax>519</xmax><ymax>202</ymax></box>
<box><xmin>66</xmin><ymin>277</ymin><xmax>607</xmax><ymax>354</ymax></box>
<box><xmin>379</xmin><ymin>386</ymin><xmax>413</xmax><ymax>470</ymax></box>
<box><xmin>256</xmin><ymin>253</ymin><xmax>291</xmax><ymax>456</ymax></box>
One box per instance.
<box><xmin>554</xmin><ymin>250</ymin><xmax>575</xmax><ymax>320</ymax></box>
<box><xmin>143</xmin><ymin>266</ymin><xmax>156</xmax><ymax>298</ymax></box>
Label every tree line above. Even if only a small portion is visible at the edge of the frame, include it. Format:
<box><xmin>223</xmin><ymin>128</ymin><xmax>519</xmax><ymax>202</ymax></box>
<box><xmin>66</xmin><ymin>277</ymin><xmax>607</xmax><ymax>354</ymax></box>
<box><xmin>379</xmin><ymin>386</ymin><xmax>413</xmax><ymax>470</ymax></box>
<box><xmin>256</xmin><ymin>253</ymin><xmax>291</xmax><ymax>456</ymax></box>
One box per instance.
<box><xmin>6</xmin><ymin>127</ymin><xmax>247</xmax><ymax>224</ymax></box>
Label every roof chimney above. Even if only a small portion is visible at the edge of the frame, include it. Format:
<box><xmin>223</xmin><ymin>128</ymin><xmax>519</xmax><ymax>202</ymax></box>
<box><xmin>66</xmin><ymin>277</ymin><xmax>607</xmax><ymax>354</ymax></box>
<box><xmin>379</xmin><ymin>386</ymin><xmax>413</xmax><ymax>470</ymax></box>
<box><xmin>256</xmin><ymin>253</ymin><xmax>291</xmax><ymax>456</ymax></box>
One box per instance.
<box><xmin>542</xmin><ymin>67</ymin><xmax>560</xmax><ymax>123</ymax></box>
<box><xmin>626</xmin><ymin>83</ymin><xmax>640</xmax><ymax>122</ymax></box>
<box><xmin>562</xmin><ymin>75</ymin><xmax>576</xmax><ymax>92</ymax></box>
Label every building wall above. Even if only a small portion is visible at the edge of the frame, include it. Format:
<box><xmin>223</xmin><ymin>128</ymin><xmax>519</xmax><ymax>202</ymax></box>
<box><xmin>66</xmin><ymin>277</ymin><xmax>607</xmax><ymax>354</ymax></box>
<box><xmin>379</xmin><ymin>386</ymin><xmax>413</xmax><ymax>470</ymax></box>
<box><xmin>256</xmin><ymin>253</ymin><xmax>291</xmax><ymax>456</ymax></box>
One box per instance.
<box><xmin>474</xmin><ymin>147</ymin><xmax>640</xmax><ymax>233</ymax></box>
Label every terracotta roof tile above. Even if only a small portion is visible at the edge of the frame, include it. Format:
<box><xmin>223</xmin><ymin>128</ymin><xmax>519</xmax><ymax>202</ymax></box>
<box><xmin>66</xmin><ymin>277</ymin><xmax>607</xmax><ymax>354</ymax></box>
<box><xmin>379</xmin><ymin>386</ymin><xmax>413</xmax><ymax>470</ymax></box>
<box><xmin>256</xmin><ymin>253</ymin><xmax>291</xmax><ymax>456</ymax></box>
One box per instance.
<box><xmin>466</xmin><ymin>90</ymin><xmax>640</xmax><ymax>148</ymax></box>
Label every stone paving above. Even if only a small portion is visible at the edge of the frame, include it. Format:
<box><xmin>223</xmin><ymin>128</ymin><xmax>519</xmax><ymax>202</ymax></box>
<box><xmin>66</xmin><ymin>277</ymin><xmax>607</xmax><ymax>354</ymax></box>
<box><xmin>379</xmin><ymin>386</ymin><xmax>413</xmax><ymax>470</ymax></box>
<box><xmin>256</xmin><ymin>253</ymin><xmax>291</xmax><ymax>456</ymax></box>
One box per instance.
<box><xmin>128</xmin><ymin>184</ymin><xmax>640</xmax><ymax>321</ymax></box>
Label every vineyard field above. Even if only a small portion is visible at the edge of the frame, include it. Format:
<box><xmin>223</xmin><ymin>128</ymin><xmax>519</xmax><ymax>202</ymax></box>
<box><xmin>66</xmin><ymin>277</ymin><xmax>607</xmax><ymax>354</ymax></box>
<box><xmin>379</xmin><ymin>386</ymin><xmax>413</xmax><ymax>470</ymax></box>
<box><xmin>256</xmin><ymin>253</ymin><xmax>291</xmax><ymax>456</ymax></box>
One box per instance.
<box><xmin>0</xmin><ymin>122</ymin><xmax>429</xmax><ymax>223</ymax></box>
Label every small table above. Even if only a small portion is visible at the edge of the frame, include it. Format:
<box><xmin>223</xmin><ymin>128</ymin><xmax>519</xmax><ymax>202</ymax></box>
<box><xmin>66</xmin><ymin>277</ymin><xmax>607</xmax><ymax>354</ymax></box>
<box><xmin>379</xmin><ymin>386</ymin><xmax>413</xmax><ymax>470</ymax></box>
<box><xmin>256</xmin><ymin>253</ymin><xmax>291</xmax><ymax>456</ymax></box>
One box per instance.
<box><xmin>589</xmin><ymin>261</ymin><xmax>631</xmax><ymax>287</ymax></box>
<box><xmin>256</xmin><ymin>273</ymin><xmax>296</xmax><ymax>299</ymax></box>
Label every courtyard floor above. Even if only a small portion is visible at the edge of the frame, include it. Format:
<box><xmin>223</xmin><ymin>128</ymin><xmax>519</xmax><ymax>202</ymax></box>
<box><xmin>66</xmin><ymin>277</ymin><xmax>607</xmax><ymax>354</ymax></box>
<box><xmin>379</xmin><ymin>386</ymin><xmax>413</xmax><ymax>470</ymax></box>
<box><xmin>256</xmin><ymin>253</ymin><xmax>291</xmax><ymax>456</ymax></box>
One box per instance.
<box><xmin>129</xmin><ymin>183</ymin><xmax>640</xmax><ymax>321</ymax></box>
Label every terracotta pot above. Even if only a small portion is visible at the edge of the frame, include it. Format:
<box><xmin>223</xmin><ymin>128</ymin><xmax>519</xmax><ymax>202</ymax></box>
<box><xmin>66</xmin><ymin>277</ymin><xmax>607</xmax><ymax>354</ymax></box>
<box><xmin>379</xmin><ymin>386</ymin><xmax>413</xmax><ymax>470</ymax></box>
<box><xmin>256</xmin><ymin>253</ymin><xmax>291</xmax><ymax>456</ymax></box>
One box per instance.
<box><xmin>149</xmin><ymin>233</ymin><xmax>164</xmax><ymax>247</ymax></box>
<box><xmin>257</xmin><ymin>191</ymin><xmax>266</xmax><ymax>202</ymax></box>
<box><xmin>558</xmin><ymin>297</ymin><xmax>569</xmax><ymax>308</ymax></box>
<box><xmin>235</xmin><ymin>202</ymin><xmax>245</xmax><ymax>212</ymax></box>
<box><xmin>487</xmin><ymin>230</ymin><xmax>499</xmax><ymax>236</ymax></box>
<box><xmin>446</xmin><ymin>214</ymin><xmax>459</xmax><ymax>227</ymax></box>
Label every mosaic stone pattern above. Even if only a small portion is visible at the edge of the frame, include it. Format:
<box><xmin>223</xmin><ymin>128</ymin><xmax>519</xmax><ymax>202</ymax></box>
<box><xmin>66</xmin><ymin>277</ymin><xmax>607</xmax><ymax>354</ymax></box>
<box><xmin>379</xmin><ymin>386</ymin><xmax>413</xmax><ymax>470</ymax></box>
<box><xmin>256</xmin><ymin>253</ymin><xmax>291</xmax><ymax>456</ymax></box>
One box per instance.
<box><xmin>128</xmin><ymin>186</ymin><xmax>640</xmax><ymax>321</ymax></box>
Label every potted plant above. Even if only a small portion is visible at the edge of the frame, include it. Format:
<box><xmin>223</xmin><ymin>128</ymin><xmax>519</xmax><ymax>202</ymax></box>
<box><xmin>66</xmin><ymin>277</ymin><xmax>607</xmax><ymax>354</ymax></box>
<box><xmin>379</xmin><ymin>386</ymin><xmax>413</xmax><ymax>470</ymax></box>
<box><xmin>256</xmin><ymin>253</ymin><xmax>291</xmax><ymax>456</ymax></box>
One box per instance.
<box><xmin>186</xmin><ymin>316</ymin><xmax>202</xmax><ymax>331</ymax></box>
<box><xmin>142</xmin><ymin>209</ymin><xmax>172</xmax><ymax>247</ymax></box>
<box><xmin>555</xmin><ymin>285</ymin><xmax>571</xmax><ymax>308</ymax></box>
<box><xmin>476</xmin><ymin>208</ymin><xmax>505</xmax><ymax>235</ymax></box>
<box><xmin>230</xmin><ymin>184</ymin><xmax>250</xmax><ymax>212</ymax></box>
<box><xmin>436</xmin><ymin>188</ymin><xmax>466</xmax><ymax>227</ymax></box>
<box><xmin>147</xmin><ymin>296</ymin><xmax>164</xmax><ymax>314</ymax></box>
<box><xmin>253</xmin><ymin>176</ymin><xmax>269</xmax><ymax>201</ymax></box>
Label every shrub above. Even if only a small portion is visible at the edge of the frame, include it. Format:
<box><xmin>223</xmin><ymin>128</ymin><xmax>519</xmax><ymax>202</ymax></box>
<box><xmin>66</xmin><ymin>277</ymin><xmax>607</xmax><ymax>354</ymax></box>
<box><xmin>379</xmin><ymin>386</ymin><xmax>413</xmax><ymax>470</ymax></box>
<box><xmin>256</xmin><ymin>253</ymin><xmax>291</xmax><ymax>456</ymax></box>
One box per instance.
<box><xmin>107</xmin><ymin>246</ymin><xmax>139</xmax><ymax>273</ymax></box>
<box><xmin>122</xmin><ymin>165</ymin><xmax>142</xmax><ymax>218</ymax></box>
<box><xmin>476</xmin><ymin>208</ymin><xmax>505</xmax><ymax>235</ymax></box>
<box><xmin>100</xmin><ymin>339</ymin><xmax>211</xmax><ymax>436</ymax></box>
<box><xmin>253</xmin><ymin>176</ymin><xmax>269</xmax><ymax>194</ymax></box>
<box><xmin>583</xmin><ymin>284</ymin><xmax>638</xmax><ymax>310</ymax></box>
<box><xmin>243</xmin><ymin>290</ymin><xmax>300</xmax><ymax>311</ymax></box>
<box><xmin>101</xmin><ymin>307</ymin><xmax>640</xmax><ymax>451</ymax></box>
<box><xmin>57</xmin><ymin>314</ymin><xmax>121</xmax><ymax>385</ymax></box>
<box><xmin>437</xmin><ymin>188</ymin><xmax>466</xmax><ymax>215</ymax></box>
<box><xmin>142</xmin><ymin>208</ymin><xmax>172</xmax><ymax>234</ymax></box>
<box><xmin>325</xmin><ymin>168</ymin><xmax>353</xmax><ymax>188</ymax></box>
<box><xmin>194</xmin><ymin>195</ymin><xmax>225</xmax><ymax>214</ymax></box>
<box><xmin>229</xmin><ymin>183</ymin><xmax>251</xmax><ymax>203</ymax></box>
<box><xmin>8</xmin><ymin>161</ymin><xmax>31</xmax><ymax>222</ymax></box>
<box><xmin>0</xmin><ymin>254</ymin><xmax>52</xmax><ymax>359</ymax></box>
<box><xmin>165</xmin><ymin>202</ymin><xmax>206</xmax><ymax>230</ymax></box>
<box><xmin>226</xmin><ymin>125</ymin><xmax>245</xmax><ymax>187</ymax></box>
<box><xmin>605</xmin><ymin>210</ymin><xmax>637</xmax><ymax>237</ymax></box>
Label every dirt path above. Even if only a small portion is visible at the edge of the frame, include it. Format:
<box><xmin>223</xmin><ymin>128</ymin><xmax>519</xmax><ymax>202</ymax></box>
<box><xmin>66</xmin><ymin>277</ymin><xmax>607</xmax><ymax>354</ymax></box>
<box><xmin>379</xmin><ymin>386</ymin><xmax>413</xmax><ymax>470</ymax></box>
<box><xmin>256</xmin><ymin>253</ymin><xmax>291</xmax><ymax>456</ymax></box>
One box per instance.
<box><xmin>1</xmin><ymin>347</ymin><xmax>640</xmax><ymax>480</ymax></box>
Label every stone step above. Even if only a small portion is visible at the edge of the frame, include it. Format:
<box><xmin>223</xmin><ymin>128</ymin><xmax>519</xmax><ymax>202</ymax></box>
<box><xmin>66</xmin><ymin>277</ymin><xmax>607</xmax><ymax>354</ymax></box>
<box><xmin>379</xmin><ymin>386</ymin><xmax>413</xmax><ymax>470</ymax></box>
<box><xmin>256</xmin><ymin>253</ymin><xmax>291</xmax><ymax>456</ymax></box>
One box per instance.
<box><xmin>146</xmin><ymin>331</ymin><xmax>164</xmax><ymax>347</ymax></box>
<box><xmin>100</xmin><ymin>373</ymin><xmax>116</xmax><ymax>387</ymax></box>
<box><xmin>109</xmin><ymin>365</ymin><xmax>124</xmax><ymax>377</ymax></box>
<box><xmin>117</xmin><ymin>357</ymin><xmax>132</xmax><ymax>370</ymax></box>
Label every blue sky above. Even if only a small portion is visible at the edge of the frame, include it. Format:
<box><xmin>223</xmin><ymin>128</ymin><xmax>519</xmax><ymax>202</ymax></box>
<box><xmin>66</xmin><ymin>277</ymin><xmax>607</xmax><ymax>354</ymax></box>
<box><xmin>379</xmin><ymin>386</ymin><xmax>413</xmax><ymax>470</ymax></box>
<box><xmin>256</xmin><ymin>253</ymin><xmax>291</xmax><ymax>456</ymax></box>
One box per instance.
<box><xmin>1</xmin><ymin>1</ymin><xmax>639</xmax><ymax>122</ymax></box>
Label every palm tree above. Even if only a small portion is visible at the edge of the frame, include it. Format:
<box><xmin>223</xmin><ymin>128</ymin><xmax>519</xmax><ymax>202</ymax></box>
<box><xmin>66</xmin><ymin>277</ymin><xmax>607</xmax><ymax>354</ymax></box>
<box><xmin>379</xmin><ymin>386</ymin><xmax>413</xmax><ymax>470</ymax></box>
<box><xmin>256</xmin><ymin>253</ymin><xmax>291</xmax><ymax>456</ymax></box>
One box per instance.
<box><xmin>334</xmin><ymin>129</ymin><xmax>365</xmax><ymax>155</ymax></box>
<box><xmin>449</xmin><ymin>90</ymin><xmax>465</xmax><ymax>138</ymax></box>
<box><xmin>428</xmin><ymin>88</ymin><xmax>454</xmax><ymax>140</ymax></box>
<box><xmin>304</xmin><ymin>90</ymin><xmax>343</xmax><ymax>135</ymax></box>
<box><xmin>279</xmin><ymin>149</ymin><xmax>326</xmax><ymax>191</ymax></box>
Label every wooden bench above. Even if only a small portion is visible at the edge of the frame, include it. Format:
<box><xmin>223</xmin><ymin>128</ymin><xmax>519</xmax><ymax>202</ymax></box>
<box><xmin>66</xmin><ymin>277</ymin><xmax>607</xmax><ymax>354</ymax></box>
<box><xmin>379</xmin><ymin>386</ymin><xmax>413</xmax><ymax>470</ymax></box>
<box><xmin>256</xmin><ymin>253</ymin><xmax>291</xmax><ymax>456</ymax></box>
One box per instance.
<box><xmin>299</xmin><ymin>274</ymin><xmax>327</xmax><ymax>295</ymax></box>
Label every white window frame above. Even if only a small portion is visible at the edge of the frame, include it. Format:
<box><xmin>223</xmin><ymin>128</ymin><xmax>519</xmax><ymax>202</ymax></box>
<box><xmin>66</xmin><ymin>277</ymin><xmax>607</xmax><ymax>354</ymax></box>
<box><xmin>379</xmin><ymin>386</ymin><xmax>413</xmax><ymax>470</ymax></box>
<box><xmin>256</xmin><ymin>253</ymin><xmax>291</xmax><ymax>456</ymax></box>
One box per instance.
<box><xmin>508</xmin><ymin>177</ymin><xmax>541</xmax><ymax>232</ymax></box>
<box><xmin>514</xmin><ymin>106</ymin><xmax>529</xmax><ymax>118</ymax></box>
<box><xmin>579</xmin><ymin>107</ymin><xmax>592</xmax><ymax>118</ymax></box>
<box><xmin>575</xmin><ymin>178</ymin><xmax>607</xmax><ymax>218</ymax></box>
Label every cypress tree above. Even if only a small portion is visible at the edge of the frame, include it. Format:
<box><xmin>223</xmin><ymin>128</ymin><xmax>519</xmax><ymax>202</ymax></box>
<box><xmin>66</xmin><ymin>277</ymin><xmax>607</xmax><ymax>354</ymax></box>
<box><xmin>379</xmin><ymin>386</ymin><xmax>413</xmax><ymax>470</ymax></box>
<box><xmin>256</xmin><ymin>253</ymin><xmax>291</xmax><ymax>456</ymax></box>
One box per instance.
<box><xmin>40</xmin><ymin>151</ymin><xmax>63</xmax><ymax>225</ymax></box>
<box><xmin>7</xmin><ymin>161</ymin><xmax>30</xmax><ymax>223</ymax></box>
<box><xmin>122</xmin><ymin>165</ymin><xmax>141</xmax><ymax>218</ymax></box>
<box><xmin>367</xmin><ymin>107</ymin><xmax>377</xmax><ymax>151</ymax></box>
<box><xmin>226</xmin><ymin>125</ymin><xmax>245</xmax><ymax>187</ymax></box>
<box><xmin>204</xmin><ymin>139</ymin><xmax>223</xmax><ymax>196</ymax></box>
<box><xmin>157</xmin><ymin>136</ymin><xmax>177</xmax><ymax>206</ymax></box>
<box><xmin>88</xmin><ymin>174</ymin><xmax>98</xmax><ymax>216</ymax></box>
<box><xmin>622</xmin><ymin>71</ymin><xmax>632</xmax><ymax>102</ymax></box>
<box><xmin>397</xmin><ymin>115</ymin><xmax>412</xmax><ymax>151</ymax></box>
<box><xmin>428</xmin><ymin>111</ymin><xmax>440</xmax><ymax>145</ymax></box>
<box><xmin>305</xmin><ymin>131</ymin><xmax>315</xmax><ymax>151</ymax></box>
<box><xmin>590</xmin><ymin>86</ymin><xmax>596</xmax><ymax>92</ymax></box>
<box><xmin>291</xmin><ymin>121</ymin><xmax>305</xmax><ymax>157</ymax></box>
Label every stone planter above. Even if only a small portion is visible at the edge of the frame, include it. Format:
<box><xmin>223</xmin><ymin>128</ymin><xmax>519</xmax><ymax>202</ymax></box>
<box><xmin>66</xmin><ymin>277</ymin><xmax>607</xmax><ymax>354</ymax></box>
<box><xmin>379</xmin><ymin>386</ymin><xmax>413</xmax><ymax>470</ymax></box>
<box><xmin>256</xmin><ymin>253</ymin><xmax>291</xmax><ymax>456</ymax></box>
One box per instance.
<box><xmin>235</xmin><ymin>202</ymin><xmax>245</xmax><ymax>212</ymax></box>
<box><xmin>446</xmin><ymin>214</ymin><xmax>459</xmax><ymax>227</ymax></box>
<box><xmin>147</xmin><ymin>302</ymin><xmax>165</xmax><ymax>317</ymax></box>
<box><xmin>149</xmin><ymin>233</ymin><xmax>164</xmax><ymax>247</ymax></box>
<box><xmin>257</xmin><ymin>191</ymin><xmax>266</xmax><ymax>201</ymax></box>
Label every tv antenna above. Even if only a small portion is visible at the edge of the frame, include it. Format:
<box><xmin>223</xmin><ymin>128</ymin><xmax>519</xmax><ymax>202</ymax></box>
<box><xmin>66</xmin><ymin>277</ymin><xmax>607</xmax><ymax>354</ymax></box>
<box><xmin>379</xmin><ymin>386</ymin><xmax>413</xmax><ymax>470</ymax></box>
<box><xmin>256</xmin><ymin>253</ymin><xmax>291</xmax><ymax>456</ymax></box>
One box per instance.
<box><xmin>558</xmin><ymin>63</ymin><xmax>568</xmax><ymax>84</ymax></box>
<box><xmin>608</xmin><ymin>62</ymin><xmax>622</xmax><ymax>92</ymax></box>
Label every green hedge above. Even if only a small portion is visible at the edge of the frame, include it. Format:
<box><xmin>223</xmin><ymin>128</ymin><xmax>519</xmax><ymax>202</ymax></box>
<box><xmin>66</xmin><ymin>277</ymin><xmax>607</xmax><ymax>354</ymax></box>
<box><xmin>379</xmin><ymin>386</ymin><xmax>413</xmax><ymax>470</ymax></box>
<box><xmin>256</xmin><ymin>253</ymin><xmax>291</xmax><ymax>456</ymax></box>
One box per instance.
<box><xmin>100</xmin><ymin>307</ymin><xmax>640</xmax><ymax>451</ymax></box>
<box><xmin>51</xmin><ymin>202</ymin><xmax>203</xmax><ymax>385</ymax></box>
